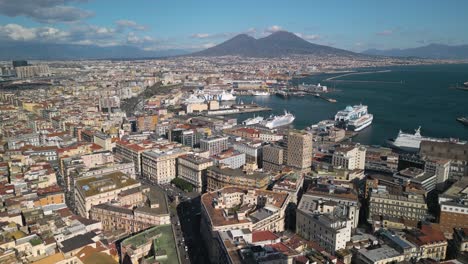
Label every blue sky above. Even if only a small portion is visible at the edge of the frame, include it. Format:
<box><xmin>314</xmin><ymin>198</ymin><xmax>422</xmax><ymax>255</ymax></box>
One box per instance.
<box><xmin>0</xmin><ymin>0</ymin><xmax>466</xmax><ymax>51</ymax></box>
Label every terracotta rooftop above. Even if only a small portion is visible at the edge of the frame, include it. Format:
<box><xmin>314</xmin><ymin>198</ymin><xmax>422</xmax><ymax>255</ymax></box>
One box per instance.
<box><xmin>252</xmin><ymin>230</ymin><xmax>279</xmax><ymax>243</ymax></box>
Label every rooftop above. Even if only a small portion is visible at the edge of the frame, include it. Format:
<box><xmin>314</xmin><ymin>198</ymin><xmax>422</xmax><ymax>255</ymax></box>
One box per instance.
<box><xmin>358</xmin><ymin>245</ymin><xmax>401</xmax><ymax>262</ymax></box>
<box><xmin>75</xmin><ymin>171</ymin><xmax>139</xmax><ymax>197</ymax></box>
<box><xmin>208</xmin><ymin>165</ymin><xmax>270</xmax><ymax>181</ymax></box>
<box><xmin>121</xmin><ymin>225</ymin><xmax>178</xmax><ymax>264</ymax></box>
<box><xmin>201</xmin><ymin>187</ymin><xmax>288</xmax><ymax>228</ymax></box>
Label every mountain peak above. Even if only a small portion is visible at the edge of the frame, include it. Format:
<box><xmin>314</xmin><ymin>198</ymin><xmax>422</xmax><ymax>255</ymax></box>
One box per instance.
<box><xmin>268</xmin><ymin>30</ymin><xmax>299</xmax><ymax>37</ymax></box>
<box><xmin>191</xmin><ymin>30</ymin><xmax>357</xmax><ymax>58</ymax></box>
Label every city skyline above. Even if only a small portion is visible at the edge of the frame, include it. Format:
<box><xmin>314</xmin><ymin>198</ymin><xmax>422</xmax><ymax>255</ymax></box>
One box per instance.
<box><xmin>0</xmin><ymin>0</ymin><xmax>467</xmax><ymax>52</ymax></box>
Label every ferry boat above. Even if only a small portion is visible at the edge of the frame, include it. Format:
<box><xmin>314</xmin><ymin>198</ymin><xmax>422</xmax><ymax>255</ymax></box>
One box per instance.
<box><xmin>261</xmin><ymin>110</ymin><xmax>295</xmax><ymax>129</ymax></box>
<box><xmin>242</xmin><ymin>116</ymin><xmax>264</xmax><ymax>125</ymax></box>
<box><xmin>334</xmin><ymin>104</ymin><xmax>373</xmax><ymax>131</ymax></box>
<box><xmin>464</xmin><ymin>82</ymin><xmax>468</xmax><ymax>87</ymax></box>
<box><xmin>387</xmin><ymin>126</ymin><xmax>467</xmax><ymax>152</ymax></box>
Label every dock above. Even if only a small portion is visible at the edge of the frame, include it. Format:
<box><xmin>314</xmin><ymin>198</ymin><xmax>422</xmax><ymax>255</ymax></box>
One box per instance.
<box><xmin>315</xmin><ymin>93</ymin><xmax>337</xmax><ymax>103</ymax></box>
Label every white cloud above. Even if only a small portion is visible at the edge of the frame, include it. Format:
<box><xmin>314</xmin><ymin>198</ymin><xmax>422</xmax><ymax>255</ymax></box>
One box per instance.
<box><xmin>0</xmin><ymin>23</ymin><xmax>71</xmax><ymax>42</ymax></box>
<box><xmin>0</xmin><ymin>24</ymin><xmax>37</xmax><ymax>41</ymax></box>
<box><xmin>201</xmin><ymin>42</ymin><xmax>215</xmax><ymax>49</ymax></box>
<box><xmin>127</xmin><ymin>32</ymin><xmax>155</xmax><ymax>44</ymax></box>
<box><xmin>265</xmin><ymin>25</ymin><xmax>283</xmax><ymax>33</ymax></box>
<box><xmin>115</xmin><ymin>20</ymin><xmax>147</xmax><ymax>31</ymax></box>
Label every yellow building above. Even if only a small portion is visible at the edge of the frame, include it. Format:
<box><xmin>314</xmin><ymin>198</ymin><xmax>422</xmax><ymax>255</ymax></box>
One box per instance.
<box><xmin>206</xmin><ymin>165</ymin><xmax>270</xmax><ymax>192</ymax></box>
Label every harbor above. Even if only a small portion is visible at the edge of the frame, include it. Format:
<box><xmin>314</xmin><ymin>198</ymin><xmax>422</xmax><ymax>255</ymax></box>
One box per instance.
<box><xmin>235</xmin><ymin>64</ymin><xmax>468</xmax><ymax>145</ymax></box>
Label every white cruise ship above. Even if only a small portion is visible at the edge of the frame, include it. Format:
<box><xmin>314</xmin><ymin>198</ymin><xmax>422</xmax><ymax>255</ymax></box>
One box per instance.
<box><xmin>387</xmin><ymin>127</ymin><xmax>467</xmax><ymax>152</ymax></box>
<box><xmin>261</xmin><ymin>110</ymin><xmax>295</xmax><ymax>129</ymax></box>
<box><xmin>196</xmin><ymin>89</ymin><xmax>236</xmax><ymax>101</ymax></box>
<box><xmin>242</xmin><ymin>116</ymin><xmax>264</xmax><ymax>125</ymax></box>
<box><xmin>184</xmin><ymin>94</ymin><xmax>206</xmax><ymax>104</ymax></box>
<box><xmin>334</xmin><ymin>104</ymin><xmax>373</xmax><ymax>131</ymax></box>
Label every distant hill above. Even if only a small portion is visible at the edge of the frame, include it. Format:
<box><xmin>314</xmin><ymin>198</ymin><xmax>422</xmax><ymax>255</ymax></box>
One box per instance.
<box><xmin>190</xmin><ymin>31</ymin><xmax>359</xmax><ymax>57</ymax></box>
<box><xmin>0</xmin><ymin>42</ymin><xmax>190</xmax><ymax>60</ymax></box>
<box><xmin>362</xmin><ymin>44</ymin><xmax>468</xmax><ymax>59</ymax></box>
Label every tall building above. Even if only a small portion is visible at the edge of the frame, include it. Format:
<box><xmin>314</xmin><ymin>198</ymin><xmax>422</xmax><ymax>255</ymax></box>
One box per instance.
<box><xmin>286</xmin><ymin>130</ymin><xmax>313</xmax><ymax>172</ymax></box>
<box><xmin>177</xmin><ymin>154</ymin><xmax>213</xmax><ymax>192</ymax></box>
<box><xmin>12</xmin><ymin>60</ymin><xmax>28</xmax><ymax>68</ymax></box>
<box><xmin>424</xmin><ymin>158</ymin><xmax>451</xmax><ymax>189</ymax></box>
<box><xmin>15</xmin><ymin>65</ymin><xmax>50</xmax><ymax>78</ymax></box>
<box><xmin>262</xmin><ymin>144</ymin><xmax>285</xmax><ymax>172</ymax></box>
<box><xmin>332</xmin><ymin>145</ymin><xmax>366</xmax><ymax>170</ymax></box>
<box><xmin>296</xmin><ymin>195</ymin><xmax>353</xmax><ymax>254</ymax></box>
<box><xmin>141</xmin><ymin>148</ymin><xmax>188</xmax><ymax>184</ymax></box>
<box><xmin>200</xmin><ymin>136</ymin><xmax>228</xmax><ymax>155</ymax></box>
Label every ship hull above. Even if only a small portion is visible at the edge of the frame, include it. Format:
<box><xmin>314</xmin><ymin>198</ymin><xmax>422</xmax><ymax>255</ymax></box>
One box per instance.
<box><xmin>348</xmin><ymin>118</ymin><xmax>373</xmax><ymax>131</ymax></box>
<box><xmin>386</xmin><ymin>139</ymin><xmax>419</xmax><ymax>153</ymax></box>
<box><xmin>264</xmin><ymin>121</ymin><xmax>294</xmax><ymax>129</ymax></box>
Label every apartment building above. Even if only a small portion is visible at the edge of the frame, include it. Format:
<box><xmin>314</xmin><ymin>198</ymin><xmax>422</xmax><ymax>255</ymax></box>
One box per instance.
<box><xmin>262</xmin><ymin>144</ymin><xmax>285</xmax><ymax>172</ymax></box>
<box><xmin>296</xmin><ymin>195</ymin><xmax>352</xmax><ymax>254</ymax></box>
<box><xmin>438</xmin><ymin>179</ymin><xmax>468</xmax><ymax>236</ymax></box>
<box><xmin>206</xmin><ymin>165</ymin><xmax>270</xmax><ymax>192</ymax></box>
<box><xmin>368</xmin><ymin>191</ymin><xmax>427</xmax><ymax>229</ymax></box>
<box><xmin>332</xmin><ymin>145</ymin><xmax>366</xmax><ymax>170</ymax></box>
<box><xmin>177</xmin><ymin>154</ymin><xmax>213</xmax><ymax>192</ymax></box>
<box><xmin>200</xmin><ymin>136</ymin><xmax>228</xmax><ymax>155</ymax></box>
<box><xmin>141</xmin><ymin>148</ymin><xmax>188</xmax><ymax>184</ymax></box>
<box><xmin>200</xmin><ymin>187</ymin><xmax>290</xmax><ymax>263</ymax></box>
<box><xmin>74</xmin><ymin>171</ymin><xmax>141</xmax><ymax>217</ymax></box>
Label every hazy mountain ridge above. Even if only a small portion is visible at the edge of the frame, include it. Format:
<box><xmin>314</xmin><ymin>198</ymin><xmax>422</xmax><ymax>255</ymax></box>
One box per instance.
<box><xmin>362</xmin><ymin>44</ymin><xmax>468</xmax><ymax>59</ymax></box>
<box><xmin>0</xmin><ymin>42</ymin><xmax>190</xmax><ymax>60</ymax></box>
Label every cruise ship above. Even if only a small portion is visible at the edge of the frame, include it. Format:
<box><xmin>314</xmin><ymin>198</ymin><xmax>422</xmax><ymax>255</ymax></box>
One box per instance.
<box><xmin>387</xmin><ymin>127</ymin><xmax>467</xmax><ymax>152</ymax></box>
<box><xmin>196</xmin><ymin>89</ymin><xmax>236</xmax><ymax>101</ymax></box>
<box><xmin>242</xmin><ymin>116</ymin><xmax>264</xmax><ymax>125</ymax></box>
<box><xmin>334</xmin><ymin>104</ymin><xmax>373</xmax><ymax>131</ymax></box>
<box><xmin>184</xmin><ymin>94</ymin><xmax>206</xmax><ymax>104</ymax></box>
<box><xmin>261</xmin><ymin>111</ymin><xmax>295</xmax><ymax>129</ymax></box>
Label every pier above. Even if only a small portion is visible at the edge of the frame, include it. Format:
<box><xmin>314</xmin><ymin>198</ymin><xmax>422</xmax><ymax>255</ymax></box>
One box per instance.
<box><xmin>316</xmin><ymin>94</ymin><xmax>337</xmax><ymax>103</ymax></box>
<box><xmin>322</xmin><ymin>70</ymin><xmax>404</xmax><ymax>84</ymax></box>
<box><xmin>205</xmin><ymin>106</ymin><xmax>272</xmax><ymax>116</ymax></box>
